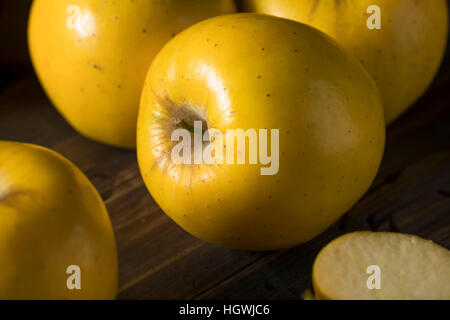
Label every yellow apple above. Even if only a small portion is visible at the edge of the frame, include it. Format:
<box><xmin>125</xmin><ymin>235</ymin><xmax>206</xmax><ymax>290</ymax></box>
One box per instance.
<box><xmin>313</xmin><ymin>232</ymin><xmax>450</xmax><ymax>300</ymax></box>
<box><xmin>28</xmin><ymin>0</ymin><xmax>236</xmax><ymax>149</ymax></box>
<box><xmin>0</xmin><ymin>141</ymin><xmax>117</xmax><ymax>299</ymax></box>
<box><xmin>137</xmin><ymin>13</ymin><xmax>385</xmax><ymax>250</ymax></box>
<box><xmin>241</xmin><ymin>0</ymin><xmax>449</xmax><ymax>124</ymax></box>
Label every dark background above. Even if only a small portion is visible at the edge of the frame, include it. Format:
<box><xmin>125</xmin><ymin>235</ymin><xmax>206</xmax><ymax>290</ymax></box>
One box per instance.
<box><xmin>0</xmin><ymin>1</ymin><xmax>449</xmax><ymax>299</ymax></box>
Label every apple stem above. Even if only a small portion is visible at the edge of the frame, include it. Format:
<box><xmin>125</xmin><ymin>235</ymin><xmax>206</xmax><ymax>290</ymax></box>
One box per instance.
<box><xmin>177</xmin><ymin>120</ymin><xmax>196</xmax><ymax>133</ymax></box>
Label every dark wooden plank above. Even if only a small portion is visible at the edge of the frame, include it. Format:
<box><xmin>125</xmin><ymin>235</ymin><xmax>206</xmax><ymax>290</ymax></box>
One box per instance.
<box><xmin>195</xmin><ymin>229</ymin><xmax>339</xmax><ymax>300</ymax></box>
<box><xmin>0</xmin><ymin>74</ymin><xmax>76</xmax><ymax>146</ymax></box>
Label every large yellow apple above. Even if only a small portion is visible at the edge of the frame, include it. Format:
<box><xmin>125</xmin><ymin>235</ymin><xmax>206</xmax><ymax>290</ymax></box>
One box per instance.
<box><xmin>313</xmin><ymin>232</ymin><xmax>450</xmax><ymax>300</ymax></box>
<box><xmin>137</xmin><ymin>13</ymin><xmax>385</xmax><ymax>250</ymax></box>
<box><xmin>0</xmin><ymin>141</ymin><xmax>117</xmax><ymax>299</ymax></box>
<box><xmin>28</xmin><ymin>0</ymin><xmax>236</xmax><ymax>149</ymax></box>
<box><xmin>241</xmin><ymin>0</ymin><xmax>449</xmax><ymax>124</ymax></box>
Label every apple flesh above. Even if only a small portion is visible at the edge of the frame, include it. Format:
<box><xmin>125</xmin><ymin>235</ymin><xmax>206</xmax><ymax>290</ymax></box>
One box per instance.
<box><xmin>313</xmin><ymin>232</ymin><xmax>450</xmax><ymax>300</ymax></box>
<box><xmin>28</xmin><ymin>0</ymin><xmax>236</xmax><ymax>148</ymax></box>
<box><xmin>0</xmin><ymin>141</ymin><xmax>117</xmax><ymax>299</ymax></box>
<box><xmin>137</xmin><ymin>13</ymin><xmax>385</xmax><ymax>250</ymax></box>
<box><xmin>241</xmin><ymin>0</ymin><xmax>449</xmax><ymax>124</ymax></box>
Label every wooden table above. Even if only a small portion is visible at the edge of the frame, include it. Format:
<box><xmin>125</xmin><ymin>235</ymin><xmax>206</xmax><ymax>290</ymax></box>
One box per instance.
<box><xmin>1</xmin><ymin>44</ymin><xmax>449</xmax><ymax>300</ymax></box>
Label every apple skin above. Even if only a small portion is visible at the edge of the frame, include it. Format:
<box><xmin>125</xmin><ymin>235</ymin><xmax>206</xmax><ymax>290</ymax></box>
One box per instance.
<box><xmin>313</xmin><ymin>232</ymin><xmax>450</xmax><ymax>300</ymax></box>
<box><xmin>241</xmin><ymin>0</ymin><xmax>449</xmax><ymax>124</ymax></box>
<box><xmin>0</xmin><ymin>141</ymin><xmax>117</xmax><ymax>299</ymax></box>
<box><xmin>28</xmin><ymin>0</ymin><xmax>236</xmax><ymax>149</ymax></box>
<box><xmin>137</xmin><ymin>13</ymin><xmax>385</xmax><ymax>250</ymax></box>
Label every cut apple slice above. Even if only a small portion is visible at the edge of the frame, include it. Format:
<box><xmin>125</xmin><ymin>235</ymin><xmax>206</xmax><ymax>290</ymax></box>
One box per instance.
<box><xmin>312</xmin><ymin>232</ymin><xmax>450</xmax><ymax>300</ymax></box>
